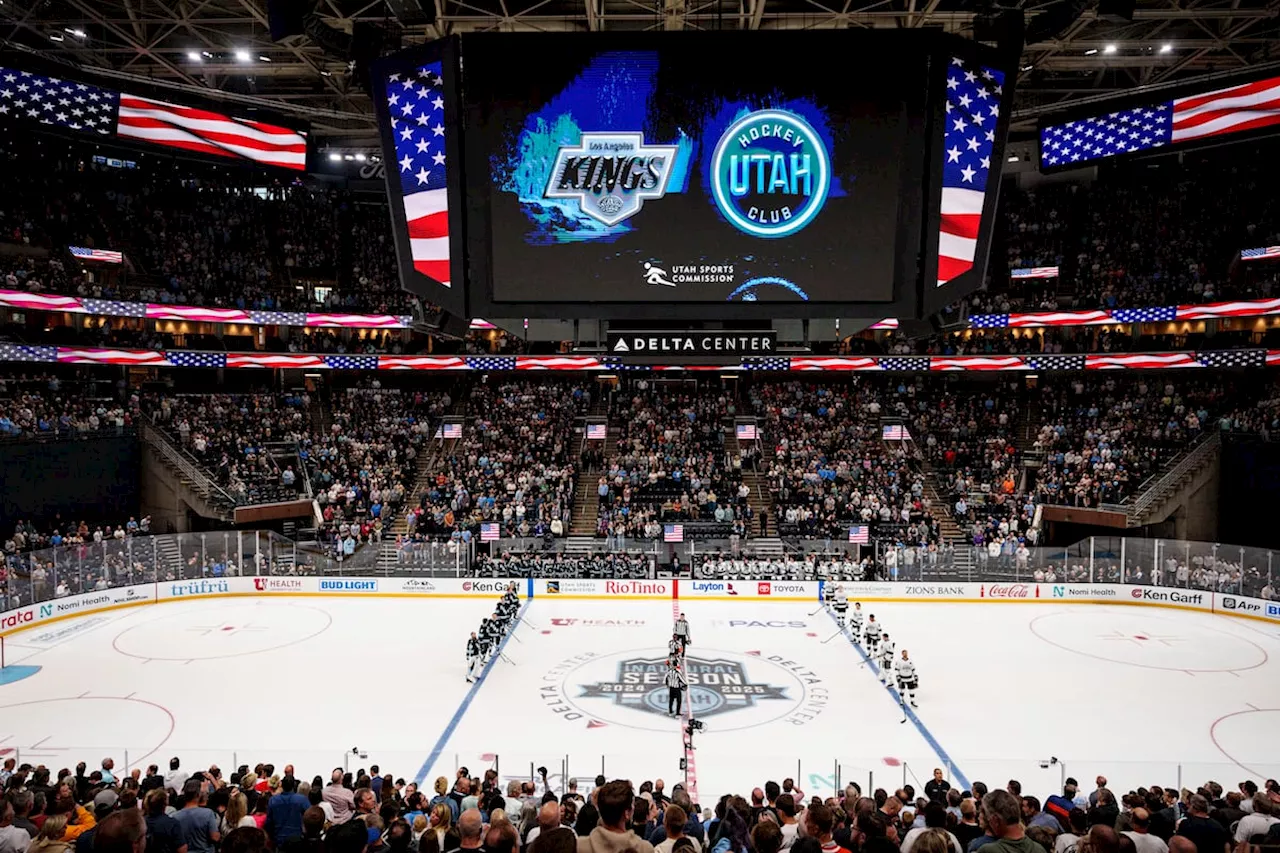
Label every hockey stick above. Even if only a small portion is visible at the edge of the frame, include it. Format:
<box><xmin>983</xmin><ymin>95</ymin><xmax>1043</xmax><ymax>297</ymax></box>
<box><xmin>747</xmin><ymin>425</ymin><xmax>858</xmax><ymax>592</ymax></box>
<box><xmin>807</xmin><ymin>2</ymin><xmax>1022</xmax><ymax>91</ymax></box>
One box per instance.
<box><xmin>808</xmin><ymin>603</ymin><xmax>827</xmax><ymax>616</ymax></box>
<box><xmin>821</xmin><ymin>627</ymin><xmax>847</xmax><ymax>644</ymax></box>
<box><xmin>498</xmin><ymin>650</ymin><xmax>517</xmax><ymax>665</ymax></box>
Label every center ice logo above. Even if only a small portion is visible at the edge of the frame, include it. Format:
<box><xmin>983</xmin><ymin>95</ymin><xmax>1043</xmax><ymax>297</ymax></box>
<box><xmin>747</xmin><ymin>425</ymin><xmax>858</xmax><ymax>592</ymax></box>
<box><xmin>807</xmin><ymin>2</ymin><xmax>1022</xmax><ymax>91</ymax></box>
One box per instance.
<box><xmin>580</xmin><ymin>655</ymin><xmax>788</xmax><ymax>719</ymax></box>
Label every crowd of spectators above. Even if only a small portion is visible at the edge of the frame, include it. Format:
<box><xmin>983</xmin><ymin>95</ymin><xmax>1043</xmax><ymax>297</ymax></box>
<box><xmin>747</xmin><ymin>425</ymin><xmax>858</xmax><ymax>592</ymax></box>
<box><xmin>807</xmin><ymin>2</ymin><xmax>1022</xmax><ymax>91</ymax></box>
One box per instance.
<box><xmin>0</xmin><ymin>754</ymin><xmax>1277</xmax><ymax>853</ymax></box>
<box><xmin>473</xmin><ymin>551</ymin><xmax>650</xmax><ymax>579</ymax></box>
<box><xmin>406</xmin><ymin>382</ymin><xmax>589</xmax><ymax>541</ymax></box>
<box><xmin>750</xmin><ymin>381</ymin><xmax>940</xmax><ymax>549</ymax></box>
<box><xmin>597</xmin><ymin>384</ymin><xmax>750</xmax><ymax>542</ymax></box>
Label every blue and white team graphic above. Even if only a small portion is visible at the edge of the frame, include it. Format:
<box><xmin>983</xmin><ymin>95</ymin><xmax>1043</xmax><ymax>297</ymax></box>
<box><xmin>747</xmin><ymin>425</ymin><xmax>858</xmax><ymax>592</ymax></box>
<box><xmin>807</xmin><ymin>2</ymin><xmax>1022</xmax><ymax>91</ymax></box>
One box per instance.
<box><xmin>710</xmin><ymin>109</ymin><xmax>831</xmax><ymax>238</ymax></box>
<box><xmin>545</xmin><ymin>132</ymin><xmax>679</xmax><ymax>227</ymax></box>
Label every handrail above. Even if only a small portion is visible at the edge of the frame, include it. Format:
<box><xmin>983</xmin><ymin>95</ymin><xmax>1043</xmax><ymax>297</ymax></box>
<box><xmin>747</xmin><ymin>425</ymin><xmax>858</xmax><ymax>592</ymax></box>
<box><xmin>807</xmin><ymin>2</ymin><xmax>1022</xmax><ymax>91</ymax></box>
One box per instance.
<box><xmin>140</xmin><ymin>423</ymin><xmax>237</xmax><ymax>510</ymax></box>
<box><xmin>1130</xmin><ymin>430</ymin><xmax>1222</xmax><ymax>519</ymax></box>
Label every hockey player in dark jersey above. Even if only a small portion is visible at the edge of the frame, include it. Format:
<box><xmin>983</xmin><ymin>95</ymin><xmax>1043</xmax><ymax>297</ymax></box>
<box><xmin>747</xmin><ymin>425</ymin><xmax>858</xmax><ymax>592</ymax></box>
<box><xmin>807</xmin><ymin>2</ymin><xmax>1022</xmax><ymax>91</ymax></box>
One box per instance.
<box><xmin>465</xmin><ymin>632</ymin><xmax>483</xmax><ymax>682</ymax></box>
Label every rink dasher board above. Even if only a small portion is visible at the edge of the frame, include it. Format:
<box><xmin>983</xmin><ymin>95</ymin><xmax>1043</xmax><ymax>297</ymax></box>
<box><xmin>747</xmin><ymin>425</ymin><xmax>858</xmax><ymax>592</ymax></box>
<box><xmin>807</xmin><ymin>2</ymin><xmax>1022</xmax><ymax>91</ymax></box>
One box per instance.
<box><xmin>2</xmin><ymin>578</ymin><xmax>1277</xmax><ymax>640</ymax></box>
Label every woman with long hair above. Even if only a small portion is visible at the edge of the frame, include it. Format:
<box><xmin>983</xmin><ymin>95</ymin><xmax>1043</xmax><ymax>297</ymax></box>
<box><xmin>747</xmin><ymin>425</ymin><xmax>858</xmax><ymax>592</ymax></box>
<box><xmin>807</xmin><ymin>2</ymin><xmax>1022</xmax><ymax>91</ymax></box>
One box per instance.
<box><xmin>710</xmin><ymin>806</ymin><xmax>749</xmax><ymax>853</ymax></box>
<box><xmin>430</xmin><ymin>802</ymin><xmax>459</xmax><ymax>851</ymax></box>
<box><xmin>222</xmin><ymin>791</ymin><xmax>256</xmax><ymax>835</ymax></box>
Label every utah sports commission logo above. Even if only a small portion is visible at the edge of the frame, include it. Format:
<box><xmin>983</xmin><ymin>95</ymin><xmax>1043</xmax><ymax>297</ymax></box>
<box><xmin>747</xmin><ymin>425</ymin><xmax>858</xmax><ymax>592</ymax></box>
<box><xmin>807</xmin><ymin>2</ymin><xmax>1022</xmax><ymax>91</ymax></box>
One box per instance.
<box><xmin>711</xmin><ymin>110</ymin><xmax>830</xmax><ymax>238</ymax></box>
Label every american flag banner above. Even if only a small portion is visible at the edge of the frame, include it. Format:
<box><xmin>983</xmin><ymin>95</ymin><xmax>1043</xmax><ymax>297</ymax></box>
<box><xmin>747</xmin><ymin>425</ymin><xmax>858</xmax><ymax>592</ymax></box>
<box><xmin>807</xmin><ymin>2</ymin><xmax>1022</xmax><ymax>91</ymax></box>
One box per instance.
<box><xmin>116</xmin><ymin>94</ymin><xmax>307</xmax><ymax>170</ymax></box>
<box><xmin>84</xmin><ymin>299</ymin><xmax>147</xmax><ymax>318</ymax></box>
<box><xmin>848</xmin><ymin>525</ymin><xmax>870</xmax><ymax>544</ymax></box>
<box><xmin>466</xmin><ymin>356</ymin><xmax>518</xmax><ymax>371</ymax></box>
<box><xmin>480</xmin><ymin>522</ymin><xmax>500</xmax><ymax>542</ymax></box>
<box><xmin>69</xmin><ymin>246</ymin><xmax>124</xmax><ymax>264</ymax></box>
<box><xmin>1197</xmin><ymin>349</ymin><xmax>1267</xmax><ymax>368</ymax></box>
<box><xmin>790</xmin><ymin>357</ymin><xmax>881</xmax><ymax>371</ymax></box>
<box><xmin>1085</xmin><ymin>353</ymin><xmax>1200</xmax><ymax>370</ymax></box>
<box><xmin>0</xmin><ymin>289</ymin><xmax>88</xmax><ymax>314</ymax></box>
<box><xmin>1242</xmin><ymin>246</ymin><xmax>1280</xmax><ymax>261</ymax></box>
<box><xmin>586</xmin><ymin>424</ymin><xmax>607</xmax><ymax>440</ymax></box>
<box><xmin>146</xmin><ymin>305</ymin><xmax>252</xmax><ymax>323</ymax></box>
<box><xmin>518</xmin><ymin>356</ymin><xmax>605</xmax><ymax>370</ymax></box>
<box><xmin>1010</xmin><ymin>266</ymin><xmax>1059</xmax><ymax>279</ymax></box>
<box><xmin>936</xmin><ymin>57</ymin><xmax>1007</xmax><ymax>288</ymax></box>
<box><xmin>878</xmin><ymin>357</ymin><xmax>932</xmax><ymax>372</ymax></box>
<box><xmin>306</xmin><ymin>313</ymin><xmax>404</xmax><ymax>329</ymax></box>
<box><xmin>868</xmin><ymin>319</ymin><xmax>899</xmax><ymax>330</ymax></box>
<box><xmin>0</xmin><ymin>68</ymin><xmax>118</xmax><ymax>135</ymax></box>
<box><xmin>381</xmin><ymin>62</ymin><xmax>452</xmax><ymax>287</ymax></box>
<box><xmin>0</xmin><ymin>344</ymin><xmax>57</xmax><ymax>363</ymax></box>
<box><xmin>1176</xmin><ymin>297</ymin><xmax>1280</xmax><ymax>321</ymax></box>
<box><xmin>736</xmin><ymin>424</ymin><xmax>758</xmax><ymax>441</ymax></box>
<box><xmin>1111</xmin><ymin>306</ymin><xmax>1178</xmax><ymax>324</ymax></box>
<box><xmin>1268</xmin><ymin>350</ymin><xmax>1280</xmax><ymax>367</ymax></box>
<box><xmin>167</xmin><ymin>351</ymin><xmax>228</xmax><ymax>368</ymax></box>
<box><xmin>249</xmin><ymin>310</ymin><xmax>310</xmax><ymax>326</ymax></box>
<box><xmin>663</xmin><ymin>524</ymin><xmax>684</xmax><ymax>543</ymax></box>
<box><xmin>930</xmin><ymin>355</ymin><xmax>1028</xmax><ymax>371</ymax></box>
<box><xmin>57</xmin><ymin>347</ymin><xmax>170</xmax><ymax>365</ymax></box>
<box><xmin>741</xmin><ymin>357</ymin><xmax>792</xmax><ymax>371</ymax></box>
<box><xmin>435</xmin><ymin>423</ymin><xmax>463</xmax><ymax>439</ymax></box>
<box><xmin>378</xmin><ymin>356</ymin><xmax>470</xmax><ymax>370</ymax></box>
<box><xmin>225</xmin><ymin>354</ymin><xmax>324</xmax><ymax>369</ymax></box>
<box><xmin>325</xmin><ymin>355</ymin><xmax>380</xmax><ymax>370</ymax></box>
<box><xmin>882</xmin><ymin>425</ymin><xmax>906</xmax><ymax>441</ymax></box>
<box><xmin>1026</xmin><ymin>355</ymin><xmax>1087</xmax><ymax>371</ymax></box>
<box><xmin>1040</xmin><ymin>73</ymin><xmax>1280</xmax><ymax>168</ymax></box>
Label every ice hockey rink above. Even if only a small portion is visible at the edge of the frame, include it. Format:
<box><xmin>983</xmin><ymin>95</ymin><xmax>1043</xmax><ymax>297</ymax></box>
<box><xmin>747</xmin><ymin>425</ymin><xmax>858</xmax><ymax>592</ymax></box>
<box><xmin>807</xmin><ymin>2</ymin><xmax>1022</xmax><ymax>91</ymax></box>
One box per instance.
<box><xmin>2</xmin><ymin>587</ymin><xmax>1279</xmax><ymax>801</ymax></box>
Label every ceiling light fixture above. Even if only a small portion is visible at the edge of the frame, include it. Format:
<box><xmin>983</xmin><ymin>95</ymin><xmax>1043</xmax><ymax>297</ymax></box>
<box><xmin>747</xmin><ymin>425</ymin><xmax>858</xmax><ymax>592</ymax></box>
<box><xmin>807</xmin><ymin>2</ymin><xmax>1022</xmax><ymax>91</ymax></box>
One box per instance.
<box><xmin>258</xmin><ymin>54</ymin><xmax>271</xmax><ymax>62</ymax></box>
<box><xmin>1084</xmin><ymin>48</ymin><xmax>1098</xmax><ymax>55</ymax></box>
<box><xmin>234</xmin><ymin>49</ymin><xmax>251</xmax><ymax>62</ymax></box>
<box><xmin>65</xmin><ymin>27</ymin><xmax>86</xmax><ymax>37</ymax></box>
<box><xmin>48</xmin><ymin>32</ymin><xmax>64</xmax><ymax>41</ymax></box>
<box><xmin>354</xmin><ymin>153</ymin><xmax>367</xmax><ymax>161</ymax></box>
<box><xmin>328</xmin><ymin>152</ymin><xmax>342</xmax><ymax>162</ymax></box>
<box><xmin>187</xmin><ymin>50</ymin><xmax>202</xmax><ymax>61</ymax></box>
<box><xmin>1103</xmin><ymin>43</ymin><xmax>1117</xmax><ymax>54</ymax></box>
<box><xmin>1160</xmin><ymin>43</ymin><xmax>1173</xmax><ymax>53</ymax></box>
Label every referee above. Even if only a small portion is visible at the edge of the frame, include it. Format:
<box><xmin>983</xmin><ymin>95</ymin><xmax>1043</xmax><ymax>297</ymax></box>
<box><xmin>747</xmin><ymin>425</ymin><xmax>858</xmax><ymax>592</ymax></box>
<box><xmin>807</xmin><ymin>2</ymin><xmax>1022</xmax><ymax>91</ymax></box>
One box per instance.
<box><xmin>664</xmin><ymin>660</ymin><xmax>688</xmax><ymax>716</ymax></box>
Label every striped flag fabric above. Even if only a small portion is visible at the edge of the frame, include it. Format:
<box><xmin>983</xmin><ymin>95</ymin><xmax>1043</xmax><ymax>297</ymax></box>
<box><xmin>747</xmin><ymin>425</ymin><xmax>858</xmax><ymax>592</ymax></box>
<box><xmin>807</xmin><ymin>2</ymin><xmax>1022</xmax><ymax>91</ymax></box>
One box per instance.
<box><xmin>848</xmin><ymin>525</ymin><xmax>870</xmax><ymax>544</ymax></box>
<box><xmin>226</xmin><ymin>354</ymin><xmax>324</xmax><ymax>369</ymax></box>
<box><xmin>480</xmin><ymin>522</ymin><xmax>500</xmax><ymax>542</ymax></box>
<box><xmin>1010</xmin><ymin>266</ymin><xmax>1058</xmax><ymax>279</ymax></box>
<box><xmin>882</xmin><ymin>425</ymin><xmax>906</xmax><ymax>441</ymax></box>
<box><xmin>1241</xmin><ymin>246</ymin><xmax>1280</xmax><ymax>261</ymax></box>
<box><xmin>57</xmin><ymin>347</ymin><xmax>169</xmax><ymax>365</ymax></box>
<box><xmin>378</xmin><ymin>356</ymin><xmax>470</xmax><ymax>370</ymax></box>
<box><xmin>518</xmin><ymin>356</ymin><xmax>604</xmax><ymax>370</ymax></box>
<box><xmin>69</xmin><ymin>246</ymin><xmax>123</xmax><ymax>264</ymax></box>
<box><xmin>736</xmin><ymin>424</ymin><xmax>758</xmax><ymax>440</ymax></box>
<box><xmin>145</xmin><ymin>305</ymin><xmax>251</xmax><ymax>323</ymax></box>
<box><xmin>116</xmin><ymin>94</ymin><xmax>307</xmax><ymax>171</ymax></box>
<box><xmin>1177</xmin><ymin>297</ymin><xmax>1280</xmax><ymax>320</ymax></box>
<box><xmin>306</xmin><ymin>313</ymin><xmax>403</xmax><ymax>329</ymax></box>
<box><xmin>1041</xmin><ymin>73</ymin><xmax>1280</xmax><ymax>168</ymax></box>
<box><xmin>381</xmin><ymin>63</ymin><xmax>452</xmax><ymax>287</ymax></box>
<box><xmin>790</xmin><ymin>356</ymin><xmax>881</xmax><ymax>371</ymax></box>
<box><xmin>434</xmin><ymin>423</ymin><xmax>463</xmax><ymax>439</ymax></box>
<box><xmin>664</xmin><ymin>524</ymin><xmax>684</xmax><ymax>543</ymax></box>
<box><xmin>936</xmin><ymin>57</ymin><xmax>1006</xmax><ymax>288</ymax></box>
<box><xmin>586</xmin><ymin>424</ymin><xmax>607</xmax><ymax>440</ymax></box>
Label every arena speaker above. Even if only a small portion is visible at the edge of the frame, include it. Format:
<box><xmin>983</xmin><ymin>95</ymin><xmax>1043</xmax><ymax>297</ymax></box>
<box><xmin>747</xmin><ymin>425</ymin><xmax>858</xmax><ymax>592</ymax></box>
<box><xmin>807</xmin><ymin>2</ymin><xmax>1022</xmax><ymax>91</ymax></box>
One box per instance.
<box><xmin>267</xmin><ymin>0</ymin><xmax>311</xmax><ymax>42</ymax></box>
<box><xmin>303</xmin><ymin>12</ymin><xmax>352</xmax><ymax>59</ymax></box>
<box><xmin>385</xmin><ymin>0</ymin><xmax>437</xmax><ymax>25</ymax></box>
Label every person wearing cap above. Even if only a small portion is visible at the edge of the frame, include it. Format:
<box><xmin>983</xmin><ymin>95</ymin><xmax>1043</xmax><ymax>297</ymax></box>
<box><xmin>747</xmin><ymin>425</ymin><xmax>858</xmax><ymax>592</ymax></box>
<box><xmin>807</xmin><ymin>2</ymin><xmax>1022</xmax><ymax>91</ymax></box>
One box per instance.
<box><xmin>74</xmin><ymin>799</ymin><xmax>117</xmax><ymax>853</ymax></box>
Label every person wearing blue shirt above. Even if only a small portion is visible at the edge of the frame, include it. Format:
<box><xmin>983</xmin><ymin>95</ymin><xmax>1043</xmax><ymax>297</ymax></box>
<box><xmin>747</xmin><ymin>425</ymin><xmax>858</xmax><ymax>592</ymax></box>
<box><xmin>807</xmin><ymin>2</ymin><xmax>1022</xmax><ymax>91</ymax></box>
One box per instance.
<box><xmin>264</xmin><ymin>776</ymin><xmax>310</xmax><ymax>846</ymax></box>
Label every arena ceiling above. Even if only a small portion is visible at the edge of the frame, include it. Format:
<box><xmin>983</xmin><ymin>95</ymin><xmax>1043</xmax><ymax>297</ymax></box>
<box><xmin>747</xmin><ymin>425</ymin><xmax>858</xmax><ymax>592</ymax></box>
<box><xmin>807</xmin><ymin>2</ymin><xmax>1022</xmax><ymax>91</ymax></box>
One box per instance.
<box><xmin>2</xmin><ymin>0</ymin><xmax>1278</xmax><ymax>140</ymax></box>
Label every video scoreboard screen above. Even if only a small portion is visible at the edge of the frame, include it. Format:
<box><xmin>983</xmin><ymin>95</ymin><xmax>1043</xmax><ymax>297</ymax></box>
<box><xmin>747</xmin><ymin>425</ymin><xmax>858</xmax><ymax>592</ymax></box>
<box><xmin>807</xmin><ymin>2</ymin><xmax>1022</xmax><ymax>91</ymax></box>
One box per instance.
<box><xmin>462</xmin><ymin>34</ymin><xmax>930</xmax><ymax>307</ymax></box>
<box><xmin>373</xmin><ymin>32</ymin><xmax>1015</xmax><ymax>321</ymax></box>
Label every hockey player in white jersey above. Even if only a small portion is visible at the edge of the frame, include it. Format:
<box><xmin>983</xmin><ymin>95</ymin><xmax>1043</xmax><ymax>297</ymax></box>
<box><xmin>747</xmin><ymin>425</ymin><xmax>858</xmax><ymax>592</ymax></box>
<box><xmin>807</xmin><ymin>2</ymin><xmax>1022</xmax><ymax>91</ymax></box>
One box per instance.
<box><xmin>832</xmin><ymin>585</ymin><xmax>849</xmax><ymax>630</ymax></box>
<box><xmin>878</xmin><ymin>632</ymin><xmax>896</xmax><ymax>685</ymax></box>
<box><xmin>864</xmin><ymin>614</ymin><xmax>882</xmax><ymax>654</ymax></box>
<box><xmin>849</xmin><ymin>602</ymin><xmax>865</xmax><ymax>639</ymax></box>
<box><xmin>896</xmin><ymin>649</ymin><xmax>918</xmax><ymax>708</ymax></box>
<box><xmin>465</xmin><ymin>632</ymin><xmax>483</xmax><ymax>682</ymax></box>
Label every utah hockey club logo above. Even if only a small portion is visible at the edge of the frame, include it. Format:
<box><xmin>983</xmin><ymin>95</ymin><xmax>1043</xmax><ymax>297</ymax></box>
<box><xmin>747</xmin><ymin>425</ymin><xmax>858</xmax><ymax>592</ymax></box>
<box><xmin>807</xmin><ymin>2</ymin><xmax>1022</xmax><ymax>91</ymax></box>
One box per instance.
<box><xmin>580</xmin><ymin>655</ymin><xmax>788</xmax><ymax>719</ymax></box>
<box><xmin>545</xmin><ymin>132</ymin><xmax>678</xmax><ymax>227</ymax></box>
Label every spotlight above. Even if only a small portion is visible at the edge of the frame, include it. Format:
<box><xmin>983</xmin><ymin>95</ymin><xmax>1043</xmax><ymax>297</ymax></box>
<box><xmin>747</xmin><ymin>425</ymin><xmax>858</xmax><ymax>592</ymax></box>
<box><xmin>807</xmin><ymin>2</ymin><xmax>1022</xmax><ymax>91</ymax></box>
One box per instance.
<box><xmin>354</xmin><ymin>153</ymin><xmax>367</xmax><ymax>161</ymax></box>
<box><xmin>234</xmin><ymin>49</ymin><xmax>251</xmax><ymax>62</ymax></box>
<box><xmin>187</xmin><ymin>50</ymin><xmax>202</xmax><ymax>61</ymax></box>
<box><xmin>258</xmin><ymin>54</ymin><xmax>272</xmax><ymax>62</ymax></box>
<box><xmin>1084</xmin><ymin>48</ymin><xmax>1098</xmax><ymax>55</ymax></box>
<box><xmin>1103</xmin><ymin>43</ymin><xmax>1117</xmax><ymax>54</ymax></box>
<box><xmin>1160</xmin><ymin>43</ymin><xmax>1173</xmax><ymax>54</ymax></box>
<box><xmin>65</xmin><ymin>27</ymin><xmax>86</xmax><ymax>37</ymax></box>
<box><xmin>48</xmin><ymin>32</ymin><xmax>64</xmax><ymax>41</ymax></box>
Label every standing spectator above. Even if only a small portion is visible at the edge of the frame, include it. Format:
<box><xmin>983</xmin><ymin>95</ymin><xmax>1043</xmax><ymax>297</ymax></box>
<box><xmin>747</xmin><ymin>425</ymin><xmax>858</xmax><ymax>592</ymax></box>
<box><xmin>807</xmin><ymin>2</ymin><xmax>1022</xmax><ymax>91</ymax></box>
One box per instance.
<box><xmin>0</xmin><ymin>801</ymin><xmax>29</xmax><ymax>853</ymax></box>
<box><xmin>926</xmin><ymin>772</ymin><xmax>952</xmax><ymax>806</ymax></box>
<box><xmin>1089</xmin><ymin>790</ymin><xmax>1119</xmax><ymax>830</ymax></box>
<box><xmin>1176</xmin><ymin>796</ymin><xmax>1230</xmax><ymax>853</ymax></box>
<box><xmin>976</xmin><ymin>791</ymin><xmax>1039</xmax><ymax>853</ymax></box>
<box><xmin>165</xmin><ymin>760</ymin><xmax>189</xmax><ymax>797</ymax></box>
<box><xmin>577</xmin><ymin>782</ymin><xmax>654</xmax><ymax>853</ymax></box>
<box><xmin>172</xmin><ymin>781</ymin><xmax>221</xmax><ymax>853</ymax></box>
<box><xmin>654</xmin><ymin>806</ymin><xmax>701</xmax><ymax>853</ymax></box>
<box><xmin>143</xmin><ymin>789</ymin><xmax>187</xmax><ymax>853</ymax></box>
<box><xmin>29</xmin><ymin>816</ymin><xmax>74</xmax><ymax>853</ymax></box>
<box><xmin>265</xmin><ymin>777</ymin><xmax>310</xmax><ymax>846</ymax></box>
<box><xmin>1233</xmin><ymin>796</ymin><xmax>1278</xmax><ymax>846</ymax></box>
<box><xmin>1123</xmin><ymin>810</ymin><xmax>1168</xmax><ymax>853</ymax></box>
<box><xmin>324</xmin><ymin>770</ymin><xmax>356</xmax><ymax>825</ymax></box>
<box><xmin>94</xmin><ymin>810</ymin><xmax>148</xmax><ymax>853</ymax></box>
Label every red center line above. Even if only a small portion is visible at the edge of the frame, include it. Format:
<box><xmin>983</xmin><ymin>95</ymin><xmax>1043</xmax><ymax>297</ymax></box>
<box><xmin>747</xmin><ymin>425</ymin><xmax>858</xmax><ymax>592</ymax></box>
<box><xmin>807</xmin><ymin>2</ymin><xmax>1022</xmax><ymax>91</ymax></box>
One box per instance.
<box><xmin>672</xmin><ymin>592</ymin><xmax>698</xmax><ymax>806</ymax></box>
